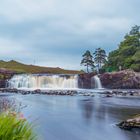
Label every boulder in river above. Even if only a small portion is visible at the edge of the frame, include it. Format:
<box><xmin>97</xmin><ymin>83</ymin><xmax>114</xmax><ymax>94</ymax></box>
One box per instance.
<box><xmin>117</xmin><ymin>115</ymin><xmax>140</xmax><ymax>130</ymax></box>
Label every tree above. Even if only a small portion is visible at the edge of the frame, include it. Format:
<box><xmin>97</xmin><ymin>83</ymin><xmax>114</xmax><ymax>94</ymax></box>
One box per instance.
<box><xmin>105</xmin><ymin>25</ymin><xmax>140</xmax><ymax>72</ymax></box>
<box><xmin>81</xmin><ymin>50</ymin><xmax>95</xmax><ymax>73</ymax></box>
<box><xmin>129</xmin><ymin>25</ymin><xmax>140</xmax><ymax>36</ymax></box>
<box><xmin>93</xmin><ymin>48</ymin><xmax>107</xmax><ymax>72</ymax></box>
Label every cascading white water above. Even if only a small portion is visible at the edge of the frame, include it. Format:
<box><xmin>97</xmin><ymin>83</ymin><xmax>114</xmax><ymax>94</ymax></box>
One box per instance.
<box><xmin>8</xmin><ymin>74</ymin><xmax>78</xmax><ymax>89</ymax></box>
<box><xmin>92</xmin><ymin>75</ymin><xmax>103</xmax><ymax>89</ymax></box>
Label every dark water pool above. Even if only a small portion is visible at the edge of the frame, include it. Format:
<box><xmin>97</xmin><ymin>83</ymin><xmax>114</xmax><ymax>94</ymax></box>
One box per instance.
<box><xmin>0</xmin><ymin>93</ymin><xmax>140</xmax><ymax>140</ymax></box>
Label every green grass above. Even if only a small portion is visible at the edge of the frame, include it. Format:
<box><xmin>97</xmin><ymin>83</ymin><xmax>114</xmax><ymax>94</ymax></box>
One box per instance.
<box><xmin>0</xmin><ymin>112</ymin><xmax>36</xmax><ymax>140</ymax></box>
<box><xmin>0</xmin><ymin>60</ymin><xmax>82</xmax><ymax>74</ymax></box>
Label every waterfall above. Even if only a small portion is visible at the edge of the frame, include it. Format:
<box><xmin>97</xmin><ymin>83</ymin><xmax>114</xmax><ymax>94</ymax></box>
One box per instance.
<box><xmin>92</xmin><ymin>75</ymin><xmax>102</xmax><ymax>89</ymax></box>
<box><xmin>8</xmin><ymin>74</ymin><xmax>78</xmax><ymax>89</ymax></box>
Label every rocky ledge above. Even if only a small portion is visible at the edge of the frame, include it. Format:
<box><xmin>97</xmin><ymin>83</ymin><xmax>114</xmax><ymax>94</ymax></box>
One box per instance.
<box><xmin>100</xmin><ymin>70</ymin><xmax>140</xmax><ymax>89</ymax></box>
<box><xmin>1</xmin><ymin>88</ymin><xmax>140</xmax><ymax>97</ymax></box>
<box><xmin>0</xmin><ymin>88</ymin><xmax>96</xmax><ymax>96</ymax></box>
<box><xmin>78</xmin><ymin>72</ymin><xmax>96</xmax><ymax>89</ymax></box>
<box><xmin>0</xmin><ymin>88</ymin><xmax>79</xmax><ymax>96</ymax></box>
<box><xmin>102</xmin><ymin>90</ymin><xmax>140</xmax><ymax>97</ymax></box>
<box><xmin>78</xmin><ymin>70</ymin><xmax>140</xmax><ymax>89</ymax></box>
<box><xmin>117</xmin><ymin>115</ymin><xmax>140</xmax><ymax>130</ymax></box>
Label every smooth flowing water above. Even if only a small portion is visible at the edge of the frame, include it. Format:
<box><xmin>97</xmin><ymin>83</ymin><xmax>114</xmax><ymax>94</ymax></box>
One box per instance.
<box><xmin>91</xmin><ymin>75</ymin><xmax>103</xmax><ymax>89</ymax></box>
<box><xmin>8</xmin><ymin>74</ymin><xmax>104</xmax><ymax>90</ymax></box>
<box><xmin>0</xmin><ymin>92</ymin><xmax>140</xmax><ymax>140</ymax></box>
<box><xmin>8</xmin><ymin>74</ymin><xmax>78</xmax><ymax>89</ymax></box>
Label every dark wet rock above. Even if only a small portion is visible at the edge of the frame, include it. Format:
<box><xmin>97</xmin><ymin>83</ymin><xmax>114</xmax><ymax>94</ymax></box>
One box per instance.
<box><xmin>117</xmin><ymin>115</ymin><xmax>140</xmax><ymax>130</ymax></box>
<box><xmin>0</xmin><ymin>80</ymin><xmax>6</xmax><ymax>88</ymax></box>
<box><xmin>0</xmin><ymin>88</ymin><xmax>18</xmax><ymax>93</ymax></box>
<box><xmin>78</xmin><ymin>70</ymin><xmax>140</xmax><ymax>89</ymax></box>
<box><xmin>100</xmin><ymin>70</ymin><xmax>140</xmax><ymax>89</ymax></box>
<box><xmin>0</xmin><ymin>88</ymin><xmax>95</xmax><ymax>96</ymax></box>
<box><xmin>33</xmin><ymin>89</ymin><xmax>41</xmax><ymax>94</ymax></box>
<box><xmin>100</xmin><ymin>89</ymin><xmax>140</xmax><ymax>97</ymax></box>
<box><xmin>23</xmin><ymin>89</ymin><xmax>78</xmax><ymax>96</ymax></box>
<box><xmin>102</xmin><ymin>91</ymin><xmax>113</xmax><ymax>97</ymax></box>
<box><xmin>78</xmin><ymin>72</ymin><xmax>96</xmax><ymax>89</ymax></box>
<box><xmin>106</xmin><ymin>94</ymin><xmax>113</xmax><ymax>98</ymax></box>
<box><xmin>130</xmin><ymin>92</ymin><xmax>134</xmax><ymax>96</ymax></box>
<box><xmin>0</xmin><ymin>68</ymin><xmax>16</xmax><ymax>88</ymax></box>
<box><xmin>103</xmin><ymin>91</ymin><xmax>112</xmax><ymax>94</ymax></box>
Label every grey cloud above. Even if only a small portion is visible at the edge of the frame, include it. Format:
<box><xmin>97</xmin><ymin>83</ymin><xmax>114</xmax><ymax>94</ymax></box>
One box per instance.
<box><xmin>0</xmin><ymin>0</ymin><xmax>139</xmax><ymax>69</ymax></box>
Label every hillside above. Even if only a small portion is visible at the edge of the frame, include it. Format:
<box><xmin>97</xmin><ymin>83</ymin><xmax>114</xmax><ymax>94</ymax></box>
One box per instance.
<box><xmin>0</xmin><ymin>60</ymin><xmax>82</xmax><ymax>74</ymax></box>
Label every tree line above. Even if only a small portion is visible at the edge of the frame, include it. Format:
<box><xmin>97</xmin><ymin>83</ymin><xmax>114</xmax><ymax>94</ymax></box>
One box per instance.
<box><xmin>81</xmin><ymin>48</ymin><xmax>107</xmax><ymax>73</ymax></box>
<box><xmin>81</xmin><ymin>25</ymin><xmax>140</xmax><ymax>73</ymax></box>
<box><xmin>106</xmin><ymin>25</ymin><xmax>140</xmax><ymax>72</ymax></box>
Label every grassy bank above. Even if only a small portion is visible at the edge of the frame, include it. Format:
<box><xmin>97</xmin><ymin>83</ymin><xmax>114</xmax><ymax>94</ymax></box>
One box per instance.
<box><xmin>0</xmin><ymin>60</ymin><xmax>82</xmax><ymax>74</ymax></box>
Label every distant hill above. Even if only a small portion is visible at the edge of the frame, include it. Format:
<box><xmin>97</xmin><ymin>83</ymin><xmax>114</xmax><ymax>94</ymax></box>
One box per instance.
<box><xmin>0</xmin><ymin>60</ymin><xmax>82</xmax><ymax>74</ymax></box>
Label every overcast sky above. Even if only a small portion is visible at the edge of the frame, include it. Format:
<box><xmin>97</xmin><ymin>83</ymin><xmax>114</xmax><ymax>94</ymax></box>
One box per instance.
<box><xmin>0</xmin><ymin>0</ymin><xmax>139</xmax><ymax>70</ymax></box>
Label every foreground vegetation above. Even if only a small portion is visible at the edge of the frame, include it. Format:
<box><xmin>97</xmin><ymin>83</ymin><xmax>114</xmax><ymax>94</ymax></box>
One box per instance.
<box><xmin>0</xmin><ymin>112</ymin><xmax>36</xmax><ymax>140</ymax></box>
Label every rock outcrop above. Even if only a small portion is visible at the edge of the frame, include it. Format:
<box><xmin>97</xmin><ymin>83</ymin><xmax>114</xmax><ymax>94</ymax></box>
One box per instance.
<box><xmin>100</xmin><ymin>70</ymin><xmax>140</xmax><ymax>89</ymax></box>
<box><xmin>0</xmin><ymin>68</ymin><xmax>15</xmax><ymax>88</ymax></box>
<box><xmin>78</xmin><ymin>73</ymin><xmax>96</xmax><ymax>89</ymax></box>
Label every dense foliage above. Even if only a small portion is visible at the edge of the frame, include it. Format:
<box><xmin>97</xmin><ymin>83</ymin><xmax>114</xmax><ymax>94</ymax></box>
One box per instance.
<box><xmin>106</xmin><ymin>25</ymin><xmax>140</xmax><ymax>72</ymax></box>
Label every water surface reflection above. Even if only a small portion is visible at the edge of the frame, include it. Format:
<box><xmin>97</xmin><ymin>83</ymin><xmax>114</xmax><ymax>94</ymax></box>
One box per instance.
<box><xmin>0</xmin><ymin>93</ymin><xmax>140</xmax><ymax>140</ymax></box>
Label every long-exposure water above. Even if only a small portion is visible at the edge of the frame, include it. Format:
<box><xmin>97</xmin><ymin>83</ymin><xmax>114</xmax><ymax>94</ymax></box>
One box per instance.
<box><xmin>0</xmin><ymin>91</ymin><xmax>140</xmax><ymax>140</ymax></box>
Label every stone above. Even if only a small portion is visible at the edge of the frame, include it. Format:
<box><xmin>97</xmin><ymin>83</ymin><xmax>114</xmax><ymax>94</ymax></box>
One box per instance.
<box><xmin>78</xmin><ymin>72</ymin><xmax>96</xmax><ymax>89</ymax></box>
<box><xmin>117</xmin><ymin>115</ymin><xmax>140</xmax><ymax>130</ymax></box>
<box><xmin>100</xmin><ymin>70</ymin><xmax>140</xmax><ymax>89</ymax></box>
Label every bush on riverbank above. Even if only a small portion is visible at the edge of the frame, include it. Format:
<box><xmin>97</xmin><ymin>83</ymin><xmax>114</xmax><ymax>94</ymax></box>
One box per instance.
<box><xmin>0</xmin><ymin>112</ymin><xmax>36</xmax><ymax>140</ymax></box>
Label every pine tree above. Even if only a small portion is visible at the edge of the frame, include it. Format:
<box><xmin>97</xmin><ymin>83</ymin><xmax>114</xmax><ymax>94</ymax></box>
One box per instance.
<box><xmin>81</xmin><ymin>50</ymin><xmax>95</xmax><ymax>73</ymax></box>
<box><xmin>93</xmin><ymin>48</ymin><xmax>107</xmax><ymax>71</ymax></box>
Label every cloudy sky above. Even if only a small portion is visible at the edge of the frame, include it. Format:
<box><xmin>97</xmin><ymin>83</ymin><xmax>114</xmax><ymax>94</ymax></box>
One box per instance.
<box><xmin>0</xmin><ymin>0</ymin><xmax>139</xmax><ymax>70</ymax></box>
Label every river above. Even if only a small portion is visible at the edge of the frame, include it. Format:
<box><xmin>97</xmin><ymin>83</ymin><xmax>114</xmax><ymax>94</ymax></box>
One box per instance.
<box><xmin>0</xmin><ymin>92</ymin><xmax>140</xmax><ymax>140</ymax></box>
